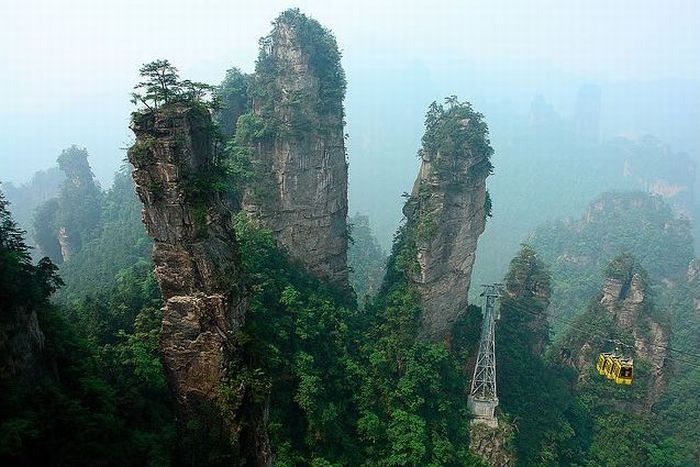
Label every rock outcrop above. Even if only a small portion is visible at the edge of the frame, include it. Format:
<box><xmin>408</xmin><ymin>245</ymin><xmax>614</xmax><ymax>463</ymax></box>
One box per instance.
<box><xmin>0</xmin><ymin>303</ymin><xmax>45</xmax><ymax>384</ymax></box>
<box><xmin>402</xmin><ymin>99</ymin><xmax>493</xmax><ymax>340</ymax></box>
<box><xmin>0</xmin><ymin>192</ymin><xmax>51</xmax><ymax>386</ymax></box>
<box><xmin>31</xmin><ymin>146</ymin><xmax>102</xmax><ymax>263</ymax></box>
<box><xmin>469</xmin><ymin>421</ymin><xmax>516</xmax><ymax>467</ymax></box>
<box><xmin>239</xmin><ymin>9</ymin><xmax>349</xmax><ymax>287</ymax></box>
<box><xmin>502</xmin><ymin>245</ymin><xmax>551</xmax><ymax>355</ymax></box>
<box><xmin>599</xmin><ymin>259</ymin><xmax>668</xmax><ymax>402</ymax></box>
<box><xmin>128</xmin><ymin>104</ymin><xmax>268</xmax><ymax>464</ymax></box>
<box><xmin>562</xmin><ymin>254</ymin><xmax>668</xmax><ymax>406</ymax></box>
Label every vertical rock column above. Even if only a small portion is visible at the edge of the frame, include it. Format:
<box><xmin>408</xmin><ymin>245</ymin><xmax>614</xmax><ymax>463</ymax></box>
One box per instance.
<box><xmin>599</xmin><ymin>260</ymin><xmax>668</xmax><ymax>404</ymax></box>
<box><xmin>402</xmin><ymin>100</ymin><xmax>493</xmax><ymax>340</ymax></box>
<box><xmin>129</xmin><ymin>104</ymin><xmax>267</xmax><ymax>464</ymax></box>
<box><xmin>242</xmin><ymin>10</ymin><xmax>349</xmax><ymax>287</ymax></box>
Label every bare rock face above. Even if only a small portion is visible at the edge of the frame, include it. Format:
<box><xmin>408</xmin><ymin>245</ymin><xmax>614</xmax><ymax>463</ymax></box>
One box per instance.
<box><xmin>469</xmin><ymin>421</ymin><xmax>516</xmax><ymax>466</ymax></box>
<box><xmin>241</xmin><ymin>10</ymin><xmax>349</xmax><ymax>287</ymax></box>
<box><xmin>600</xmin><ymin>273</ymin><xmax>647</xmax><ymax>328</ymax></box>
<box><xmin>402</xmin><ymin>100</ymin><xmax>493</xmax><ymax>340</ymax></box>
<box><xmin>599</xmin><ymin>266</ymin><xmax>668</xmax><ymax>403</ymax></box>
<box><xmin>128</xmin><ymin>104</ymin><xmax>268</xmax><ymax>464</ymax></box>
<box><xmin>57</xmin><ymin>226</ymin><xmax>72</xmax><ymax>262</ymax></box>
<box><xmin>564</xmin><ymin>255</ymin><xmax>669</xmax><ymax>405</ymax></box>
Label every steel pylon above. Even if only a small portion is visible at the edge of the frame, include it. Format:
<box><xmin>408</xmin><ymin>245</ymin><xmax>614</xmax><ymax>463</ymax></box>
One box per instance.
<box><xmin>468</xmin><ymin>283</ymin><xmax>503</xmax><ymax>426</ymax></box>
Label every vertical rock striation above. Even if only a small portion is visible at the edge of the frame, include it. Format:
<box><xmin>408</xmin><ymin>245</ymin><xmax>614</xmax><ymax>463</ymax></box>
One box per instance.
<box><xmin>561</xmin><ymin>254</ymin><xmax>668</xmax><ymax>406</ymax></box>
<box><xmin>401</xmin><ymin>99</ymin><xmax>493</xmax><ymax>340</ymax></box>
<box><xmin>128</xmin><ymin>104</ymin><xmax>268</xmax><ymax>464</ymax></box>
<box><xmin>239</xmin><ymin>9</ymin><xmax>349</xmax><ymax>287</ymax></box>
<box><xmin>599</xmin><ymin>258</ymin><xmax>668</xmax><ymax>403</ymax></box>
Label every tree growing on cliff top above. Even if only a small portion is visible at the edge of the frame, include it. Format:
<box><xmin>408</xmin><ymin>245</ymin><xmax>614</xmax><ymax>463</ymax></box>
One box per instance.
<box><xmin>131</xmin><ymin>59</ymin><xmax>217</xmax><ymax>111</ymax></box>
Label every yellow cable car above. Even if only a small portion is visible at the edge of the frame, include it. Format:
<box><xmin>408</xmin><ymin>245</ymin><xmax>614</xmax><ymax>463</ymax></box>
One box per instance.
<box><xmin>603</xmin><ymin>353</ymin><xmax>619</xmax><ymax>380</ymax></box>
<box><xmin>612</xmin><ymin>357</ymin><xmax>634</xmax><ymax>385</ymax></box>
<box><xmin>596</xmin><ymin>352</ymin><xmax>611</xmax><ymax>376</ymax></box>
<box><xmin>595</xmin><ymin>352</ymin><xmax>634</xmax><ymax>385</ymax></box>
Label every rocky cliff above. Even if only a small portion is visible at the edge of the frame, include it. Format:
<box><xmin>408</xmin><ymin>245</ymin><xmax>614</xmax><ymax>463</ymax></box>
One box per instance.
<box><xmin>0</xmin><ymin>303</ymin><xmax>45</xmax><ymax>384</ymax></box>
<box><xmin>31</xmin><ymin>146</ymin><xmax>102</xmax><ymax>263</ymax></box>
<box><xmin>469</xmin><ymin>422</ymin><xmax>516</xmax><ymax>467</ymax></box>
<box><xmin>561</xmin><ymin>254</ymin><xmax>668</xmax><ymax>406</ymax></box>
<box><xmin>238</xmin><ymin>9</ymin><xmax>349</xmax><ymax>287</ymax></box>
<box><xmin>0</xmin><ymin>192</ymin><xmax>53</xmax><ymax>387</ymax></box>
<box><xmin>128</xmin><ymin>104</ymin><xmax>268</xmax><ymax>464</ymax></box>
<box><xmin>401</xmin><ymin>98</ymin><xmax>493</xmax><ymax>340</ymax></box>
<box><xmin>599</xmin><ymin>258</ymin><xmax>668</xmax><ymax>402</ymax></box>
<box><xmin>502</xmin><ymin>245</ymin><xmax>551</xmax><ymax>355</ymax></box>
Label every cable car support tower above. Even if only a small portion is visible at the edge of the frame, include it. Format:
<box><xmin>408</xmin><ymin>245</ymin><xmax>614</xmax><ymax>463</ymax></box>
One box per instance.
<box><xmin>468</xmin><ymin>283</ymin><xmax>503</xmax><ymax>428</ymax></box>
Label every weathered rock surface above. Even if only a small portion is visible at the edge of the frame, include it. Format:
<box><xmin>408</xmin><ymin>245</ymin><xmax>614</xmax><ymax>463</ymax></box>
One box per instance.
<box><xmin>128</xmin><ymin>104</ymin><xmax>269</xmax><ymax>464</ymax></box>
<box><xmin>599</xmin><ymin>270</ymin><xmax>668</xmax><ymax>403</ymax></box>
<box><xmin>0</xmin><ymin>304</ymin><xmax>45</xmax><ymax>384</ymax></box>
<box><xmin>503</xmin><ymin>245</ymin><xmax>551</xmax><ymax>355</ymax></box>
<box><xmin>241</xmin><ymin>11</ymin><xmax>349</xmax><ymax>287</ymax></box>
<box><xmin>563</xmin><ymin>256</ymin><xmax>668</xmax><ymax>406</ymax></box>
<box><xmin>469</xmin><ymin>421</ymin><xmax>516</xmax><ymax>467</ymax></box>
<box><xmin>402</xmin><ymin>101</ymin><xmax>492</xmax><ymax>340</ymax></box>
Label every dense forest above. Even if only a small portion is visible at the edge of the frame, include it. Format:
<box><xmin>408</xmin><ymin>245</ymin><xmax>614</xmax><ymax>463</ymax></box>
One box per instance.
<box><xmin>1</xmin><ymin>7</ymin><xmax>699</xmax><ymax>467</ymax></box>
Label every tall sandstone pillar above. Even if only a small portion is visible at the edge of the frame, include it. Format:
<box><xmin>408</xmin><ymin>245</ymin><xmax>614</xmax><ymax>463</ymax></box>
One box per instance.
<box><xmin>129</xmin><ymin>104</ymin><xmax>269</xmax><ymax>465</ymax></box>
<box><xmin>241</xmin><ymin>10</ymin><xmax>349</xmax><ymax>287</ymax></box>
<box><xmin>402</xmin><ymin>99</ymin><xmax>493</xmax><ymax>340</ymax></box>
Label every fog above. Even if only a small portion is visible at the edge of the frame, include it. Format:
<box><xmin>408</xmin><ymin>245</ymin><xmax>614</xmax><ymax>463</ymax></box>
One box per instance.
<box><xmin>2</xmin><ymin>0</ymin><xmax>699</xmax><ymax>267</ymax></box>
<box><xmin>3</xmin><ymin>3</ymin><xmax>700</xmax><ymax>462</ymax></box>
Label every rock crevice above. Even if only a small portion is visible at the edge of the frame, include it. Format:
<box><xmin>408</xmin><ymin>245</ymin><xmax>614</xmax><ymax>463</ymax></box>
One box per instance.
<box><xmin>240</xmin><ymin>11</ymin><xmax>349</xmax><ymax>288</ymax></box>
<box><xmin>128</xmin><ymin>104</ymin><xmax>269</xmax><ymax>464</ymax></box>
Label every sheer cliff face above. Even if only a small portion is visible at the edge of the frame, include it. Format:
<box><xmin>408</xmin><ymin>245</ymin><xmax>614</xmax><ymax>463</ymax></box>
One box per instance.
<box><xmin>503</xmin><ymin>246</ymin><xmax>552</xmax><ymax>355</ymax></box>
<box><xmin>402</xmin><ymin>100</ymin><xmax>493</xmax><ymax>340</ymax></box>
<box><xmin>128</xmin><ymin>105</ymin><xmax>257</xmax><ymax>461</ymax></box>
<box><xmin>599</xmin><ymin>269</ymin><xmax>668</xmax><ymax>401</ymax></box>
<box><xmin>0</xmin><ymin>304</ymin><xmax>44</xmax><ymax>384</ymax></box>
<box><xmin>241</xmin><ymin>11</ymin><xmax>349</xmax><ymax>287</ymax></box>
<box><xmin>563</xmin><ymin>256</ymin><xmax>668</xmax><ymax>405</ymax></box>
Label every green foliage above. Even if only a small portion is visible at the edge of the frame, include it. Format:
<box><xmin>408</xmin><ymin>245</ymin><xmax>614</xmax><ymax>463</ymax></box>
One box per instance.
<box><xmin>56</xmin><ymin>166</ymin><xmax>151</xmax><ymax>300</ymax></box>
<box><xmin>131</xmin><ymin>59</ymin><xmax>217</xmax><ymax>111</ymax></box>
<box><xmin>497</xmin><ymin>245</ymin><xmax>589</xmax><ymax>465</ymax></box>
<box><xmin>420</xmin><ymin>96</ymin><xmax>494</xmax><ymax>179</ymax></box>
<box><xmin>0</xmin><ymin>191</ymin><xmax>62</xmax><ymax>311</ymax></box>
<box><xmin>233</xmin><ymin>214</ymin><xmax>484</xmax><ymax>465</ymax></box>
<box><xmin>215</xmin><ymin>67</ymin><xmax>252</xmax><ymax>138</ymax></box>
<box><xmin>0</xmin><ymin>192</ymin><xmax>173</xmax><ymax>465</ymax></box>
<box><xmin>223</xmin><ymin>112</ymin><xmax>280</xmax><ymax>208</ymax></box>
<box><xmin>530</xmin><ymin>191</ymin><xmax>693</xmax><ymax>335</ymax></box>
<box><xmin>33</xmin><ymin>146</ymin><xmax>103</xmax><ymax>263</ymax></box>
<box><xmin>484</xmin><ymin>191</ymin><xmax>493</xmax><ymax>219</ymax></box>
<box><xmin>355</xmin><ymin>286</ymin><xmax>484</xmax><ymax>466</ymax></box>
<box><xmin>347</xmin><ymin>214</ymin><xmax>386</xmax><ymax>304</ymax></box>
<box><xmin>31</xmin><ymin>198</ymin><xmax>61</xmax><ymax>262</ymax></box>
<box><xmin>233</xmin><ymin>214</ymin><xmax>362</xmax><ymax>464</ymax></box>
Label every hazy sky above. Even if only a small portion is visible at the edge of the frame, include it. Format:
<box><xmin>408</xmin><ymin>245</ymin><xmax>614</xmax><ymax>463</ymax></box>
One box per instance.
<box><xmin>1</xmin><ymin>0</ymin><xmax>699</xmax><ymax>185</ymax></box>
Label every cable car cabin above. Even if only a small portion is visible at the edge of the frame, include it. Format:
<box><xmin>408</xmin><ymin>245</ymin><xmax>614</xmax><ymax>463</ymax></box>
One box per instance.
<box><xmin>603</xmin><ymin>353</ymin><xmax>619</xmax><ymax>380</ymax></box>
<box><xmin>596</xmin><ymin>353</ymin><xmax>612</xmax><ymax>376</ymax></box>
<box><xmin>596</xmin><ymin>353</ymin><xmax>634</xmax><ymax>385</ymax></box>
<box><xmin>612</xmin><ymin>357</ymin><xmax>634</xmax><ymax>385</ymax></box>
